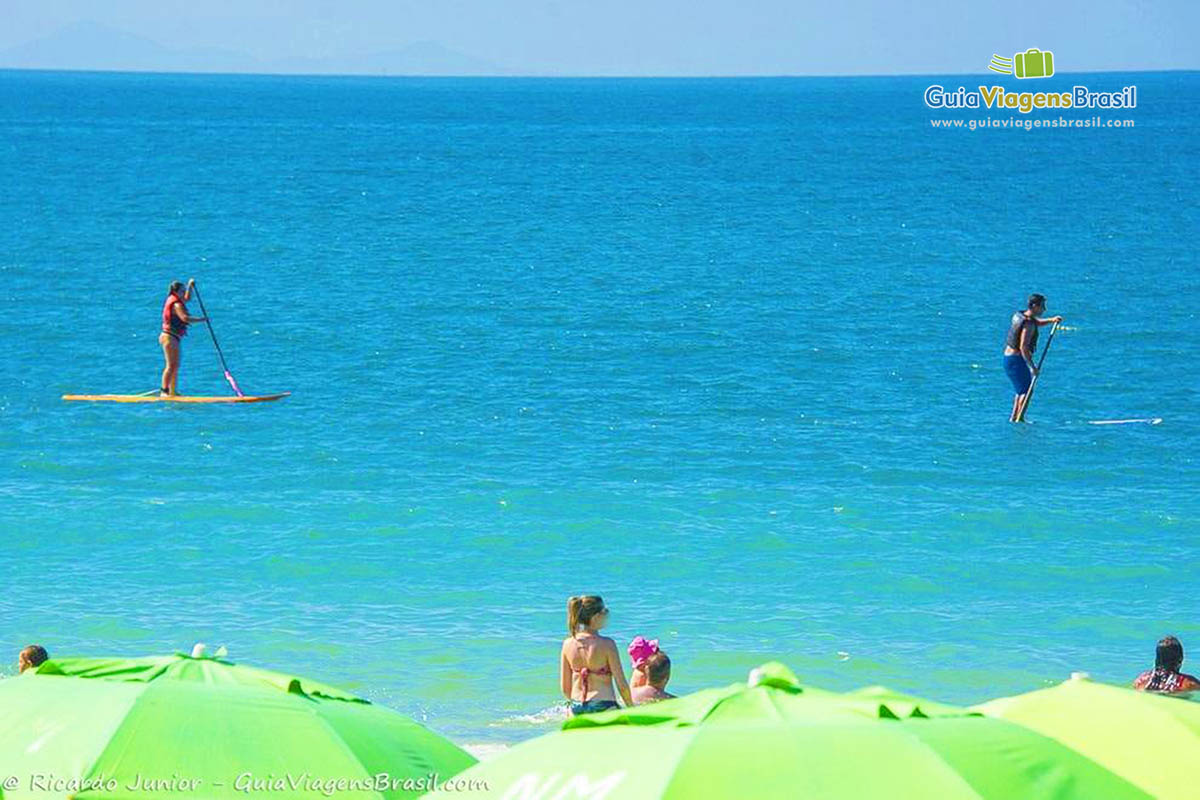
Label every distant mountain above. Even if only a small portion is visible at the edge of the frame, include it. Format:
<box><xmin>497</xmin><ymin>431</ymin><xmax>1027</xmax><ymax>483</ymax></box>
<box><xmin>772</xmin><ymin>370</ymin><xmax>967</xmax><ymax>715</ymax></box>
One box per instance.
<box><xmin>0</xmin><ymin>21</ymin><xmax>260</xmax><ymax>73</ymax></box>
<box><xmin>0</xmin><ymin>21</ymin><xmax>506</xmax><ymax>76</ymax></box>
<box><xmin>273</xmin><ymin>41</ymin><xmax>510</xmax><ymax>76</ymax></box>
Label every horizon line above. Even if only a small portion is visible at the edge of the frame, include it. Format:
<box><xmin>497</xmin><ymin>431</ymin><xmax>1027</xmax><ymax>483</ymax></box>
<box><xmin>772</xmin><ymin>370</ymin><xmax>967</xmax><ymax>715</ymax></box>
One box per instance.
<box><xmin>2</xmin><ymin>65</ymin><xmax>1192</xmax><ymax>81</ymax></box>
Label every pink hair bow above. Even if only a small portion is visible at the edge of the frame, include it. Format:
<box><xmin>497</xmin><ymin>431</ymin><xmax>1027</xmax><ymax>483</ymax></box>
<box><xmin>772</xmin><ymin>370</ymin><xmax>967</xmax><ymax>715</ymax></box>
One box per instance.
<box><xmin>628</xmin><ymin>636</ymin><xmax>660</xmax><ymax>668</ymax></box>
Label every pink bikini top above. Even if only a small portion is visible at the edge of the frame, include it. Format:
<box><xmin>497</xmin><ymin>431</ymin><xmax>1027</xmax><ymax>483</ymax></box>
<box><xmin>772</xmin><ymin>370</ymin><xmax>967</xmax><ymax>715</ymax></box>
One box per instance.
<box><xmin>575</xmin><ymin>664</ymin><xmax>612</xmax><ymax>698</ymax></box>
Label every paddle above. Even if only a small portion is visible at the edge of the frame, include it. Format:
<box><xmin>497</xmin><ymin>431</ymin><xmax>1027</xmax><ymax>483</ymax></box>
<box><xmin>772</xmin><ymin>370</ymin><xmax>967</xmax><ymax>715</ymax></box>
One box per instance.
<box><xmin>190</xmin><ymin>281</ymin><xmax>244</xmax><ymax>397</ymax></box>
<box><xmin>1016</xmin><ymin>320</ymin><xmax>1059</xmax><ymax>422</ymax></box>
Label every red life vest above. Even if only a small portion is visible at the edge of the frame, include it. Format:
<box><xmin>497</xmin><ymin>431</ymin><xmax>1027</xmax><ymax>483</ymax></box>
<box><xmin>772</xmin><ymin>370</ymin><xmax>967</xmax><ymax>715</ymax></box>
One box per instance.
<box><xmin>162</xmin><ymin>293</ymin><xmax>187</xmax><ymax>338</ymax></box>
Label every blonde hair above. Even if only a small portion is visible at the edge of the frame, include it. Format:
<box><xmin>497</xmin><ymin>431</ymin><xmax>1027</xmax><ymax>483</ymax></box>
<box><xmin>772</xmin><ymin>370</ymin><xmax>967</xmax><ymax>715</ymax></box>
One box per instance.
<box><xmin>567</xmin><ymin>595</ymin><xmax>606</xmax><ymax>636</ymax></box>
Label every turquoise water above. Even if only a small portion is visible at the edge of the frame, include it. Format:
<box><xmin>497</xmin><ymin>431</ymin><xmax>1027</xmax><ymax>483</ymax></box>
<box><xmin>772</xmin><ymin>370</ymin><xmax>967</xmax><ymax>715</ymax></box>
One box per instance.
<box><xmin>1</xmin><ymin>70</ymin><xmax>1197</xmax><ymax>745</ymax></box>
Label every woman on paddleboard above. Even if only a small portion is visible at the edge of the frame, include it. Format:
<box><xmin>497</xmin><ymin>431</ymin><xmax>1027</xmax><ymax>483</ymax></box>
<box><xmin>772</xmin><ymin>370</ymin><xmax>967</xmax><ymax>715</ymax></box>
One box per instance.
<box><xmin>160</xmin><ymin>279</ymin><xmax>206</xmax><ymax>396</ymax></box>
<box><xmin>1003</xmin><ymin>293</ymin><xmax>1061</xmax><ymax>422</ymax></box>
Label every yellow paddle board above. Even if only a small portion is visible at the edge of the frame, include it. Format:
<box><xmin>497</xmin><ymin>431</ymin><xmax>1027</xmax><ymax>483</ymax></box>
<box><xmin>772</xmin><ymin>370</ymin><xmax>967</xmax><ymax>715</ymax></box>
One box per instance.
<box><xmin>62</xmin><ymin>393</ymin><xmax>290</xmax><ymax>404</ymax></box>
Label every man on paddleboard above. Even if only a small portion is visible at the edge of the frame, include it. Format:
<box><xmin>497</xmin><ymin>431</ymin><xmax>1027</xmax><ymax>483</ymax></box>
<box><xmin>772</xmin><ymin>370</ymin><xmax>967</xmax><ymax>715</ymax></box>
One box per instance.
<box><xmin>1003</xmin><ymin>293</ymin><xmax>1062</xmax><ymax>422</ymax></box>
<box><xmin>160</xmin><ymin>279</ymin><xmax>206</xmax><ymax>396</ymax></box>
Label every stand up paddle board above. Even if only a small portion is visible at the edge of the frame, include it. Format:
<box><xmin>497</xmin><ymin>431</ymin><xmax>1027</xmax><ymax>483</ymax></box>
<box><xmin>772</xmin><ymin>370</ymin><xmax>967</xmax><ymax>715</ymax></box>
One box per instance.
<box><xmin>63</xmin><ymin>393</ymin><xmax>290</xmax><ymax>404</ymax></box>
<box><xmin>1088</xmin><ymin>418</ymin><xmax>1162</xmax><ymax>426</ymax></box>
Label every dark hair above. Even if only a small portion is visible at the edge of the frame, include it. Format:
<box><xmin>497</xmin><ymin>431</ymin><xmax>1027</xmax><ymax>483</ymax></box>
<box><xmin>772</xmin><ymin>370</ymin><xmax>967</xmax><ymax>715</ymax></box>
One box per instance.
<box><xmin>169</xmin><ymin>281</ymin><xmax>185</xmax><ymax>296</ymax></box>
<box><xmin>644</xmin><ymin>651</ymin><xmax>671</xmax><ymax>687</ymax></box>
<box><xmin>1028</xmin><ymin>293</ymin><xmax>1046</xmax><ymax>309</ymax></box>
<box><xmin>567</xmin><ymin>595</ymin><xmax>606</xmax><ymax>635</ymax></box>
<box><xmin>19</xmin><ymin>644</ymin><xmax>48</xmax><ymax>671</ymax></box>
<box><xmin>1155</xmin><ymin>635</ymin><xmax>1184</xmax><ymax>671</ymax></box>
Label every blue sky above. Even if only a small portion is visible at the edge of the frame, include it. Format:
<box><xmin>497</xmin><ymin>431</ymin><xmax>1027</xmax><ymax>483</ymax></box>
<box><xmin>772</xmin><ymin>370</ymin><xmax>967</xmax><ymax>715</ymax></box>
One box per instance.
<box><xmin>2</xmin><ymin>0</ymin><xmax>1196</xmax><ymax>75</ymax></box>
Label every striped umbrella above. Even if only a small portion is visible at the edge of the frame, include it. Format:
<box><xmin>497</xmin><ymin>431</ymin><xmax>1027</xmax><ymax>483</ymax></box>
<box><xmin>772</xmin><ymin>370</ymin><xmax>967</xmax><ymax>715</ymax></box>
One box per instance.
<box><xmin>427</xmin><ymin>663</ymin><xmax>1149</xmax><ymax>800</ymax></box>
<box><xmin>0</xmin><ymin>652</ymin><xmax>475</xmax><ymax>799</ymax></box>
<box><xmin>976</xmin><ymin>674</ymin><xmax>1200</xmax><ymax>798</ymax></box>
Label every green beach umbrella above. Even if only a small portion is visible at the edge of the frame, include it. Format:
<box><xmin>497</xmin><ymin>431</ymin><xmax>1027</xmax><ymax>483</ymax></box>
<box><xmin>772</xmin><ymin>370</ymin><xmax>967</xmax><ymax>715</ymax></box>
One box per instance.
<box><xmin>427</xmin><ymin>663</ymin><xmax>1149</xmax><ymax>799</ymax></box>
<box><xmin>976</xmin><ymin>675</ymin><xmax>1200</xmax><ymax>799</ymax></box>
<box><xmin>562</xmin><ymin>664</ymin><xmax>952</xmax><ymax>729</ymax></box>
<box><xmin>842</xmin><ymin>685</ymin><xmax>977</xmax><ymax>719</ymax></box>
<box><xmin>0</xmin><ymin>652</ymin><xmax>475</xmax><ymax>799</ymax></box>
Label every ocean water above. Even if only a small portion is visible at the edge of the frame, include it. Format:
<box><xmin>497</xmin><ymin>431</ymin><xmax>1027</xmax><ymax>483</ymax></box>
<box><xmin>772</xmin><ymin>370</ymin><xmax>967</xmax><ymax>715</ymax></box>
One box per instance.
<box><xmin>0</xmin><ymin>70</ymin><xmax>1197</xmax><ymax>746</ymax></box>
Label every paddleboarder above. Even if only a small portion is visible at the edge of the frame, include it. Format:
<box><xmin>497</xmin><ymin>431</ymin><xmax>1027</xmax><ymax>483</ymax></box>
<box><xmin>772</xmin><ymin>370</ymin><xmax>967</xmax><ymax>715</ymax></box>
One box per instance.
<box><xmin>63</xmin><ymin>279</ymin><xmax>287</xmax><ymax>404</ymax></box>
<box><xmin>160</xmin><ymin>279</ymin><xmax>206</xmax><ymax>396</ymax></box>
<box><xmin>1003</xmin><ymin>293</ymin><xmax>1062</xmax><ymax>422</ymax></box>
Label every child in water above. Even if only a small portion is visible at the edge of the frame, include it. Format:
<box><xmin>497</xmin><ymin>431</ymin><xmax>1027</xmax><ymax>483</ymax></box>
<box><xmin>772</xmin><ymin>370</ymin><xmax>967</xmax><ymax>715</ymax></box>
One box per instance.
<box><xmin>628</xmin><ymin>635</ymin><xmax>659</xmax><ymax>690</ymax></box>
<box><xmin>628</xmin><ymin>635</ymin><xmax>675</xmax><ymax>704</ymax></box>
<box><xmin>632</xmin><ymin>652</ymin><xmax>675</xmax><ymax>704</ymax></box>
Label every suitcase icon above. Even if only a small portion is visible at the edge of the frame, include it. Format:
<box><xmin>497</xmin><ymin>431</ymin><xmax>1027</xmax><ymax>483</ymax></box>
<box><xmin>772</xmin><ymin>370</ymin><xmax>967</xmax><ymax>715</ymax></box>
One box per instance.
<box><xmin>1014</xmin><ymin>48</ymin><xmax>1054</xmax><ymax>79</ymax></box>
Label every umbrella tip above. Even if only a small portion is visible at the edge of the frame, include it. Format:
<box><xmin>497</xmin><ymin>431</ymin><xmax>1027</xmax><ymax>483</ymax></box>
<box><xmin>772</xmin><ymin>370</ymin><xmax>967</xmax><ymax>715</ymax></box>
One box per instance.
<box><xmin>1069</xmin><ymin>671</ymin><xmax>1091</xmax><ymax>681</ymax></box>
<box><xmin>748</xmin><ymin>661</ymin><xmax>801</xmax><ymax>690</ymax></box>
<box><xmin>188</xmin><ymin>643</ymin><xmax>229</xmax><ymax>659</ymax></box>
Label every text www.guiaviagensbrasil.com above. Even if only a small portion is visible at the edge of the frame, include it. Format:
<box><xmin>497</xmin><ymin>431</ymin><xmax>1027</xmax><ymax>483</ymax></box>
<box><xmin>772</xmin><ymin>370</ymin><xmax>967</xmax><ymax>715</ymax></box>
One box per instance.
<box><xmin>930</xmin><ymin>116</ymin><xmax>1134</xmax><ymax>131</ymax></box>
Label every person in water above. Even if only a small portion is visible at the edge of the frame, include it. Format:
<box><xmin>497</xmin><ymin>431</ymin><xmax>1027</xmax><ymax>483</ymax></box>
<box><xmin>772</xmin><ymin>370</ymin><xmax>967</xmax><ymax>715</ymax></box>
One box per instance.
<box><xmin>1003</xmin><ymin>293</ymin><xmax>1062</xmax><ymax>422</ymax></box>
<box><xmin>18</xmin><ymin>644</ymin><xmax>48</xmax><ymax>673</ymax></box>
<box><xmin>160</xmin><ymin>279</ymin><xmax>206</xmax><ymax>396</ymax></box>
<box><xmin>560</xmin><ymin>595</ymin><xmax>632</xmax><ymax>715</ymax></box>
<box><xmin>628</xmin><ymin>635</ymin><xmax>660</xmax><ymax>691</ymax></box>
<box><xmin>631</xmin><ymin>651</ymin><xmax>675</xmax><ymax>704</ymax></box>
<box><xmin>1133</xmin><ymin>635</ymin><xmax>1200</xmax><ymax>694</ymax></box>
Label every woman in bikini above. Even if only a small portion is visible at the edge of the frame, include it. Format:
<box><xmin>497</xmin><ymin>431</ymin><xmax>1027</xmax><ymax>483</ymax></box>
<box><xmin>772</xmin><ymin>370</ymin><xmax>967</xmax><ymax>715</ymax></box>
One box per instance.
<box><xmin>1133</xmin><ymin>635</ymin><xmax>1200</xmax><ymax>694</ymax></box>
<box><xmin>159</xmin><ymin>279</ymin><xmax>205</xmax><ymax>396</ymax></box>
<box><xmin>560</xmin><ymin>595</ymin><xmax>632</xmax><ymax>716</ymax></box>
